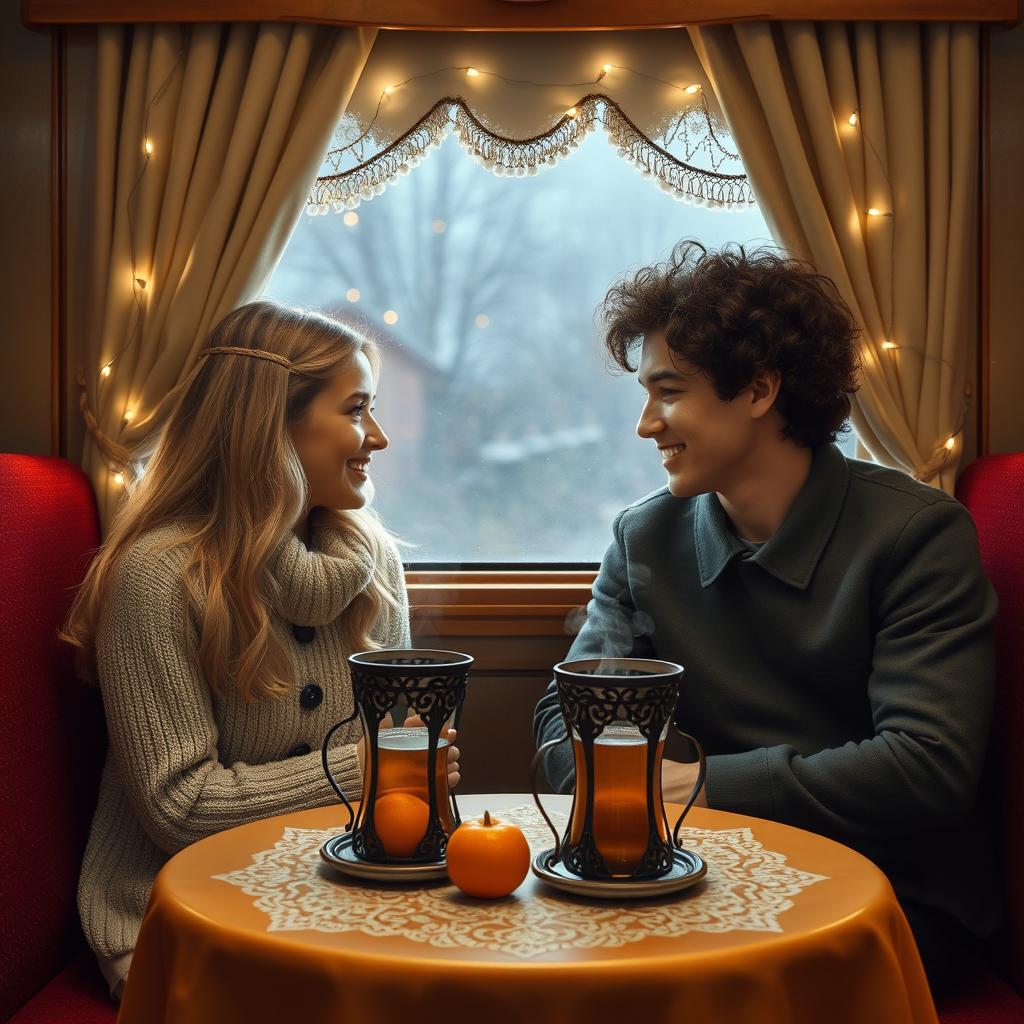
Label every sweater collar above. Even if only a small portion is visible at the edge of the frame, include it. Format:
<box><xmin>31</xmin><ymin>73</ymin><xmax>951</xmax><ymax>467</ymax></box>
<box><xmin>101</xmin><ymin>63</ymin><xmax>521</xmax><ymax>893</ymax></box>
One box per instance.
<box><xmin>694</xmin><ymin>443</ymin><xmax>850</xmax><ymax>590</ymax></box>
<box><xmin>267</xmin><ymin>523</ymin><xmax>375</xmax><ymax>626</ymax></box>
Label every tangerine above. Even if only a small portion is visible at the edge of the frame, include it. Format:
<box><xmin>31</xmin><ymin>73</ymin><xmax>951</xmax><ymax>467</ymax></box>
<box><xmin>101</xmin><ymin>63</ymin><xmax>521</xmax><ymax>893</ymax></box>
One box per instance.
<box><xmin>372</xmin><ymin>792</ymin><xmax>431</xmax><ymax>858</ymax></box>
<box><xmin>445</xmin><ymin>810</ymin><xmax>531</xmax><ymax>898</ymax></box>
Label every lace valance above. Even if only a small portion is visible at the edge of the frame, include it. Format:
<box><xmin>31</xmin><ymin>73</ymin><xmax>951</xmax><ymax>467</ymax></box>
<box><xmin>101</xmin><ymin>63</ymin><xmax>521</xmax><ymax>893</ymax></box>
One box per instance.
<box><xmin>307</xmin><ymin>30</ymin><xmax>753</xmax><ymax>215</ymax></box>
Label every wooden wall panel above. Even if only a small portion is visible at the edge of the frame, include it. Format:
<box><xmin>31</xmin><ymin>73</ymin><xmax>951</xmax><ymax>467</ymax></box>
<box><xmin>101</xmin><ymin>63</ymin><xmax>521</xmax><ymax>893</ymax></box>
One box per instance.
<box><xmin>25</xmin><ymin>0</ymin><xmax>1020</xmax><ymax>27</ymax></box>
<box><xmin>988</xmin><ymin>21</ymin><xmax>1024</xmax><ymax>453</ymax></box>
<box><xmin>408</xmin><ymin>628</ymin><xmax>570</xmax><ymax>794</ymax></box>
<box><xmin>452</xmin><ymin>671</ymin><xmax>553</xmax><ymax>796</ymax></box>
<box><xmin>1</xmin><ymin>4</ymin><xmax>53</xmax><ymax>455</ymax></box>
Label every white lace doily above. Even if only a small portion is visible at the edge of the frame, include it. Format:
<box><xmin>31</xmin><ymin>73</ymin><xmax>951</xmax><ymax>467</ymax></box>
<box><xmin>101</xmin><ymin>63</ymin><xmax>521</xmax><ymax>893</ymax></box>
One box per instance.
<box><xmin>214</xmin><ymin>804</ymin><xmax>827</xmax><ymax>959</ymax></box>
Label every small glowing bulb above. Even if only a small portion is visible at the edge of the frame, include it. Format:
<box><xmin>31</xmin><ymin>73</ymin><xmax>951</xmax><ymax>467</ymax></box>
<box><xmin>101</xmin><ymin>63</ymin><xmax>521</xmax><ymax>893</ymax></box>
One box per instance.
<box><xmin>474</xmin><ymin>314</ymin><xmax>490</xmax><ymax>329</ymax></box>
<box><xmin>466</xmin><ymin>67</ymin><xmax>480</xmax><ymax>78</ymax></box>
<box><xmin>848</xmin><ymin>112</ymin><xmax>858</xmax><ymax>126</ymax></box>
<box><xmin>867</xmin><ymin>207</ymin><xmax>883</xmax><ymax>217</ymax></box>
<box><xmin>101</xmin><ymin>364</ymin><xmax>112</xmax><ymax>377</ymax></box>
<box><xmin>432</xmin><ymin>219</ymin><xmax>447</xmax><ymax>234</ymax></box>
<box><xmin>113</xmin><ymin>472</ymin><xmax>124</xmax><ymax>486</ymax></box>
<box><xmin>565</xmin><ymin>107</ymin><xmax>577</xmax><ymax>118</ymax></box>
<box><xmin>343</xmin><ymin>211</ymin><xmax>359</xmax><ymax>227</ymax></box>
<box><xmin>684</xmin><ymin>84</ymin><xmax>701</xmax><ymax>94</ymax></box>
<box><xmin>881</xmin><ymin>341</ymin><xmax>897</xmax><ymax>350</ymax></box>
<box><xmin>122</xmin><ymin>409</ymin><xmax>135</xmax><ymax>423</ymax></box>
<box><xmin>143</xmin><ymin>138</ymin><xmax>154</xmax><ymax>155</ymax></box>
<box><xmin>383</xmin><ymin>85</ymin><xmax>394</xmax><ymax>95</ymax></box>
<box><xmin>944</xmin><ymin>436</ymin><xmax>956</xmax><ymax>451</ymax></box>
<box><xmin>345</xmin><ymin>288</ymin><xmax>360</xmax><ymax>303</ymax></box>
<box><xmin>602</xmin><ymin>63</ymin><xmax>614</xmax><ymax>73</ymax></box>
<box><xmin>383</xmin><ymin>310</ymin><xmax>399</xmax><ymax>325</ymax></box>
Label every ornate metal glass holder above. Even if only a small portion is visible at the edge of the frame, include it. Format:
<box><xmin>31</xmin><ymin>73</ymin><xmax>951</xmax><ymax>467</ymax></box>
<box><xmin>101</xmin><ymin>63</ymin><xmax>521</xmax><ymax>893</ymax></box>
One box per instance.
<box><xmin>322</xmin><ymin>649</ymin><xmax>472</xmax><ymax>865</ymax></box>
<box><xmin>532</xmin><ymin>657</ymin><xmax>705</xmax><ymax>882</ymax></box>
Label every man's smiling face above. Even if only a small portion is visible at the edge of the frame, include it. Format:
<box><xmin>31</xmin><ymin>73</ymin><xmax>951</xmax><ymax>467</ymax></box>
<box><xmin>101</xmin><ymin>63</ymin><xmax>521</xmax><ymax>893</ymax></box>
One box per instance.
<box><xmin>636</xmin><ymin>330</ymin><xmax>763</xmax><ymax>498</ymax></box>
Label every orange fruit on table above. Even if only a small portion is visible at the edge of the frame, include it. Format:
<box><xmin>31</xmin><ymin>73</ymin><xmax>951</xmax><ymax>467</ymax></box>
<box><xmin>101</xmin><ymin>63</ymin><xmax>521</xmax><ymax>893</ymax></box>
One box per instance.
<box><xmin>445</xmin><ymin>810</ymin><xmax>531</xmax><ymax>898</ymax></box>
<box><xmin>372</xmin><ymin>792</ymin><xmax>431</xmax><ymax>858</ymax></box>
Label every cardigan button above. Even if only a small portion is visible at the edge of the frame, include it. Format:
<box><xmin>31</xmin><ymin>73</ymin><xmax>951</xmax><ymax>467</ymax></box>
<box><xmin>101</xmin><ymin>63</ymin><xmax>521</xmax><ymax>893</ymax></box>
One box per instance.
<box><xmin>299</xmin><ymin>682</ymin><xmax>323</xmax><ymax>711</ymax></box>
<box><xmin>288</xmin><ymin>742</ymin><xmax>312</xmax><ymax>758</ymax></box>
<box><xmin>292</xmin><ymin>624</ymin><xmax>316</xmax><ymax>644</ymax></box>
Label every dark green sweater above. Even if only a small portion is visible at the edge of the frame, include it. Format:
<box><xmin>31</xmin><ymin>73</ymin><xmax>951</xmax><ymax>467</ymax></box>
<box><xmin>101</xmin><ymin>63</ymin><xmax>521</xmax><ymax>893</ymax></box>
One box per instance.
<box><xmin>534</xmin><ymin>443</ymin><xmax>999</xmax><ymax>936</ymax></box>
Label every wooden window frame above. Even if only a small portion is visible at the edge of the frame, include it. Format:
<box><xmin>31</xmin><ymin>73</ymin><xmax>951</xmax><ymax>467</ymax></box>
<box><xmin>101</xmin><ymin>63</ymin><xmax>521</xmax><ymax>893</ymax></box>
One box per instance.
<box><xmin>44</xmin><ymin>2</ymin><xmax>1007</xmax><ymax>653</ymax></box>
<box><xmin>406</xmin><ymin>569</ymin><xmax>595</xmax><ymax>638</ymax></box>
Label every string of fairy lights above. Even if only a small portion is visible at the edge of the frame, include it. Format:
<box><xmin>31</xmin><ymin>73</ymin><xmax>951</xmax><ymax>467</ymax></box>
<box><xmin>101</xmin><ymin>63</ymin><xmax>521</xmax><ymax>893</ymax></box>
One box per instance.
<box><xmin>307</xmin><ymin>61</ymin><xmax>726</xmax><ymax>361</ymax></box>
<box><xmin>80</xmin><ymin>46</ymin><xmax>186</xmax><ymax>488</ymax></box>
<box><xmin>91</xmin><ymin>57</ymin><xmax>720</xmax><ymax>491</ymax></box>
<box><xmin>322</xmin><ymin>60</ymin><xmax>712</xmax><ymax>175</ymax></box>
<box><xmin>843</xmin><ymin>103</ymin><xmax>970</xmax><ymax>480</ymax></box>
<box><xmin>89</xmin><ymin>50</ymin><xmax>972</xmax><ymax>489</ymax></box>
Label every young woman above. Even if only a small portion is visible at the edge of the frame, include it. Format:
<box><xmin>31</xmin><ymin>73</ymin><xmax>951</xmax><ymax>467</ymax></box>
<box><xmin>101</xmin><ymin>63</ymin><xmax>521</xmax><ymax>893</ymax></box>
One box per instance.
<box><xmin>62</xmin><ymin>301</ymin><xmax>458</xmax><ymax>998</ymax></box>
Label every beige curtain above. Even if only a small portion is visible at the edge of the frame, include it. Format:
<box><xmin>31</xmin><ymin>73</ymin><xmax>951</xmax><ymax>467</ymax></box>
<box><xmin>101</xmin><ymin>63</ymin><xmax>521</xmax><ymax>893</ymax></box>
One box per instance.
<box><xmin>689</xmin><ymin>22</ymin><xmax>979</xmax><ymax>492</ymax></box>
<box><xmin>79</xmin><ymin>22</ymin><xmax>376</xmax><ymax>530</ymax></box>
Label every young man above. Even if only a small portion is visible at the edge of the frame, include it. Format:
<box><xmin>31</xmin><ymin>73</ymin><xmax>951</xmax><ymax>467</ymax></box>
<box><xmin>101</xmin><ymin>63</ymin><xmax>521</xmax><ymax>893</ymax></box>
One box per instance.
<box><xmin>533</xmin><ymin>240</ymin><xmax>998</xmax><ymax>985</ymax></box>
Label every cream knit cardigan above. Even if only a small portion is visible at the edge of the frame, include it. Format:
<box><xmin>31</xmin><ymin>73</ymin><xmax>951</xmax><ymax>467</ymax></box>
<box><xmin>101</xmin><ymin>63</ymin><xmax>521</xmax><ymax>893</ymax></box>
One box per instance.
<box><xmin>77</xmin><ymin>520</ymin><xmax>410</xmax><ymax>990</ymax></box>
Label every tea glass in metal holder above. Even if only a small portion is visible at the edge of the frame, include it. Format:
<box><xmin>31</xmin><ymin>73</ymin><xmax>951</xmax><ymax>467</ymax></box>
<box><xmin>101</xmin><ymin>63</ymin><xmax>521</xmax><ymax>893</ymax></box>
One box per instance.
<box><xmin>532</xmin><ymin>657</ymin><xmax>705</xmax><ymax>881</ymax></box>
<box><xmin>322</xmin><ymin>649</ymin><xmax>472</xmax><ymax>864</ymax></box>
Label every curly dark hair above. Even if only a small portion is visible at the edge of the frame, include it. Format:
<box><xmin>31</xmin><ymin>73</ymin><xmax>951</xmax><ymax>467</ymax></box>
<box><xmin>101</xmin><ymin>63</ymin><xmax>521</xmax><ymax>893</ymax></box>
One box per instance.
<box><xmin>600</xmin><ymin>240</ymin><xmax>861</xmax><ymax>447</ymax></box>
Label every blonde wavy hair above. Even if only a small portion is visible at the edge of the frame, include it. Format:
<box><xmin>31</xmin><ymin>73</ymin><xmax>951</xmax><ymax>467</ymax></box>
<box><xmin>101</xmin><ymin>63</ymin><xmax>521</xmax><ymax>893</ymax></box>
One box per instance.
<box><xmin>62</xmin><ymin>300</ymin><xmax>403</xmax><ymax>702</ymax></box>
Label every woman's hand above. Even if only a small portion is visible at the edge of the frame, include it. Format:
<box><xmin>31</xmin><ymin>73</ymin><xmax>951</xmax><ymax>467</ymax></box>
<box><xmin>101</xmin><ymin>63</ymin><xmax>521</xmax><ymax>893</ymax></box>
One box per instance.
<box><xmin>403</xmin><ymin>714</ymin><xmax>461</xmax><ymax>789</ymax></box>
<box><xmin>354</xmin><ymin>715</ymin><xmax>461</xmax><ymax>789</ymax></box>
<box><xmin>354</xmin><ymin>712</ymin><xmax>389</xmax><ymax>775</ymax></box>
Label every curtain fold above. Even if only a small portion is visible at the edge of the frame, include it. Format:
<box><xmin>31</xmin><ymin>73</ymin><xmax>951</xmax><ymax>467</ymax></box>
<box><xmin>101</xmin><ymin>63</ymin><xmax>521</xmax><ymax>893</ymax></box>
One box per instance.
<box><xmin>79</xmin><ymin>22</ymin><xmax>376</xmax><ymax>530</ymax></box>
<box><xmin>690</xmin><ymin>21</ymin><xmax>979</xmax><ymax>492</ymax></box>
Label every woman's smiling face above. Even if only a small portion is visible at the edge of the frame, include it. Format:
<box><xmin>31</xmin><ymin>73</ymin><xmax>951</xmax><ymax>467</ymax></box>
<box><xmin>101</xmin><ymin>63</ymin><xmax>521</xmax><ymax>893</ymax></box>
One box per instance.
<box><xmin>289</xmin><ymin>351</ymin><xmax>389</xmax><ymax>511</ymax></box>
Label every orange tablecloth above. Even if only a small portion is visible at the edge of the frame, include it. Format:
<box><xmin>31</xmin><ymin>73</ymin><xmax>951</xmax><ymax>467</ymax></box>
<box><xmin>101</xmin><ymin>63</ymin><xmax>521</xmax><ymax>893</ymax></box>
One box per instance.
<box><xmin>117</xmin><ymin>794</ymin><xmax>937</xmax><ymax>1024</ymax></box>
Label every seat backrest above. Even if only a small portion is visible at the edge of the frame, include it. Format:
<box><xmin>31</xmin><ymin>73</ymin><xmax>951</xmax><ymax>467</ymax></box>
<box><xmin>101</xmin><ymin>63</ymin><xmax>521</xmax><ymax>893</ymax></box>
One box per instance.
<box><xmin>0</xmin><ymin>454</ymin><xmax>105</xmax><ymax>1018</ymax></box>
<box><xmin>957</xmin><ymin>452</ymin><xmax>1024</xmax><ymax>994</ymax></box>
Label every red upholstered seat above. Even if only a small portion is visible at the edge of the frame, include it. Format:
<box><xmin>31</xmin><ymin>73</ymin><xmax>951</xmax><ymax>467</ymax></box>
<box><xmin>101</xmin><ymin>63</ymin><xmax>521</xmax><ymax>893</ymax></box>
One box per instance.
<box><xmin>6</xmin><ymin>955</ymin><xmax>115</xmax><ymax>1024</ymax></box>
<box><xmin>0</xmin><ymin>455</ymin><xmax>113</xmax><ymax>1022</ymax></box>
<box><xmin>938</xmin><ymin>958</ymin><xmax>1024</xmax><ymax>1024</ymax></box>
<box><xmin>1</xmin><ymin>449</ymin><xmax>1021</xmax><ymax>1022</ymax></box>
<box><xmin>938</xmin><ymin>453</ymin><xmax>1024</xmax><ymax>1021</ymax></box>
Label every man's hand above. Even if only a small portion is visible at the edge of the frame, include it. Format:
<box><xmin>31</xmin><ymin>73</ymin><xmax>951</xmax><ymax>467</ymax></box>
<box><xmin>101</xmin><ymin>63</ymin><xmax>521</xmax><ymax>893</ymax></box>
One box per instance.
<box><xmin>662</xmin><ymin>757</ymin><xmax>707</xmax><ymax>808</ymax></box>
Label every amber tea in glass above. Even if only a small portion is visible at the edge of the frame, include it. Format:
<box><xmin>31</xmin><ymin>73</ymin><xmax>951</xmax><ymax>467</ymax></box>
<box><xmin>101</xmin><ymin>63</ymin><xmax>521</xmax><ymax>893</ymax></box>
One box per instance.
<box><xmin>570</xmin><ymin>724</ymin><xmax>668</xmax><ymax>876</ymax></box>
<box><xmin>364</xmin><ymin>727</ymin><xmax>455</xmax><ymax>834</ymax></box>
<box><xmin>532</xmin><ymin>657</ymin><xmax>705</xmax><ymax>882</ymax></box>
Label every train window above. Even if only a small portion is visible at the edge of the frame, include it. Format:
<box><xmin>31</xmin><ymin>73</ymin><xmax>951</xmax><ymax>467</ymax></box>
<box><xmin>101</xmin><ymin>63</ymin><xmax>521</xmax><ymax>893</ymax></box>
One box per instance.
<box><xmin>266</xmin><ymin>133</ymin><xmax>841</xmax><ymax>565</ymax></box>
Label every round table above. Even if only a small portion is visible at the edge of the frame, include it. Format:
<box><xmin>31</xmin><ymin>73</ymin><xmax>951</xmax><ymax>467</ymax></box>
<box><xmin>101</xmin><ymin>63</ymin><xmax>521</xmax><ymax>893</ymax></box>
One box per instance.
<box><xmin>117</xmin><ymin>794</ymin><xmax>937</xmax><ymax>1024</ymax></box>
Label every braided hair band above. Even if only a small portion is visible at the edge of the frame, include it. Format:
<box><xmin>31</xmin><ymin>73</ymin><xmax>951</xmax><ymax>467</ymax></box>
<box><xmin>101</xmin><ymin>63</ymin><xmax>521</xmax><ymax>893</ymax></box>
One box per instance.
<box><xmin>199</xmin><ymin>345</ymin><xmax>294</xmax><ymax>370</ymax></box>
